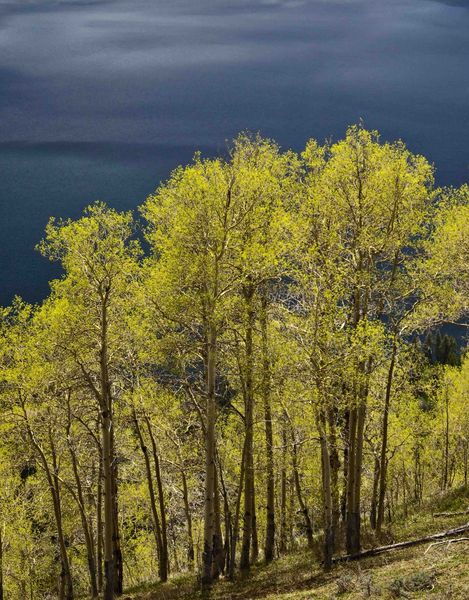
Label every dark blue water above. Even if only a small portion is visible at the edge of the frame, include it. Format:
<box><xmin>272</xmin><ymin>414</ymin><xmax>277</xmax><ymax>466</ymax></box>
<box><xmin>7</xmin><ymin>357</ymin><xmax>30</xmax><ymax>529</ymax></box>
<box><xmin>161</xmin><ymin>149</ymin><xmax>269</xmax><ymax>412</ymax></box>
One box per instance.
<box><xmin>1</xmin><ymin>0</ymin><xmax>468</xmax><ymax>305</ymax></box>
<box><xmin>0</xmin><ymin>143</ymin><xmax>213</xmax><ymax>301</ymax></box>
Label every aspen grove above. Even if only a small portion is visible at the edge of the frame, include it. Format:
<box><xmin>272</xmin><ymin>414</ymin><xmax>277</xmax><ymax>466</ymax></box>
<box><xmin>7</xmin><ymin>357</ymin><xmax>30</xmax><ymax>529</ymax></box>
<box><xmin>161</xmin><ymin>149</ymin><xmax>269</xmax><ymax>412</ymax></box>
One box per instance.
<box><xmin>0</xmin><ymin>126</ymin><xmax>468</xmax><ymax>599</ymax></box>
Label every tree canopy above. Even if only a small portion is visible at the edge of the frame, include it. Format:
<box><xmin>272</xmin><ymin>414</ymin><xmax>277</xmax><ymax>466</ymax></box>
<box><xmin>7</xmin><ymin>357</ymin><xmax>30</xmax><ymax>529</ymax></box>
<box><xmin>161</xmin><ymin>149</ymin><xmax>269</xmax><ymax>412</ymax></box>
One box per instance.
<box><xmin>0</xmin><ymin>127</ymin><xmax>468</xmax><ymax>599</ymax></box>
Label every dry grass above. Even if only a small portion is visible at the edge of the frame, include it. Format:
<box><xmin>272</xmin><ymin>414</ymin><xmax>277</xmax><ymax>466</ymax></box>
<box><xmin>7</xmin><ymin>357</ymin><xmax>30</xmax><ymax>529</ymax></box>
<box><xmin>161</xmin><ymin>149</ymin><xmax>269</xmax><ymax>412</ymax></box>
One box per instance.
<box><xmin>124</xmin><ymin>543</ymin><xmax>469</xmax><ymax>600</ymax></box>
<box><xmin>124</xmin><ymin>487</ymin><xmax>469</xmax><ymax>600</ymax></box>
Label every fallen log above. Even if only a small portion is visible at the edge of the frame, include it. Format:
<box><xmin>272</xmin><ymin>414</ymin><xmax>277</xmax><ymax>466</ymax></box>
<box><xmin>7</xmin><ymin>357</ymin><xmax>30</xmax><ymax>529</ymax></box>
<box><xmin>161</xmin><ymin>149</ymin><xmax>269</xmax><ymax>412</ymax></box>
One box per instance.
<box><xmin>424</xmin><ymin>537</ymin><xmax>469</xmax><ymax>554</ymax></box>
<box><xmin>331</xmin><ymin>522</ymin><xmax>469</xmax><ymax>564</ymax></box>
<box><xmin>433</xmin><ymin>508</ymin><xmax>469</xmax><ymax>518</ymax></box>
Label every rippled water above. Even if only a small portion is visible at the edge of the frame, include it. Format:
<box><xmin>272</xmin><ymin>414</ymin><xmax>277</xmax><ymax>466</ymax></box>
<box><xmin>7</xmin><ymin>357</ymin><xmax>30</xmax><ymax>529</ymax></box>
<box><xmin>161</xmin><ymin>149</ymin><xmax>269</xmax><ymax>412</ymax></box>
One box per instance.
<box><xmin>1</xmin><ymin>0</ymin><xmax>468</xmax><ymax>303</ymax></box>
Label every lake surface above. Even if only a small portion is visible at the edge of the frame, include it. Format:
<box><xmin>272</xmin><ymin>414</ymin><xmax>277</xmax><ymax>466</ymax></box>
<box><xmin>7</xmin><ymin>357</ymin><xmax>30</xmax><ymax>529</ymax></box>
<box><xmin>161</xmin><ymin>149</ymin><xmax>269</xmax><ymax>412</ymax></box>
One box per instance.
<box><xmin>1</xmin><ymin>0</ymin><xmax>468</xmax><ymax>305</ymax></box>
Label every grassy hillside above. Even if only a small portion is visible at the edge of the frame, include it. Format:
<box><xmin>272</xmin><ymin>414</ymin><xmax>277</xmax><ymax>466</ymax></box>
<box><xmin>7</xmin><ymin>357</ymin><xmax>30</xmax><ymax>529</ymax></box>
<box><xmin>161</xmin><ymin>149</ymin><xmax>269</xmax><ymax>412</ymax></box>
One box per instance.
<box><xmin>124</xmin><ymin>487</ymin><xmax>469</xmax><ymax>600</ymax></box>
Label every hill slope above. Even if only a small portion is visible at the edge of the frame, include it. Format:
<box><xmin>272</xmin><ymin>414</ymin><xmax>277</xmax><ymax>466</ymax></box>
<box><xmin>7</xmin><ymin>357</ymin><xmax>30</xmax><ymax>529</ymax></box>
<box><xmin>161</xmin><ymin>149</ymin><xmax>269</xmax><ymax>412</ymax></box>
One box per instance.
<box><xmin>125</xmin><ymin>487</ymin><xmax>469</xmax><ymax>600</ymax></box>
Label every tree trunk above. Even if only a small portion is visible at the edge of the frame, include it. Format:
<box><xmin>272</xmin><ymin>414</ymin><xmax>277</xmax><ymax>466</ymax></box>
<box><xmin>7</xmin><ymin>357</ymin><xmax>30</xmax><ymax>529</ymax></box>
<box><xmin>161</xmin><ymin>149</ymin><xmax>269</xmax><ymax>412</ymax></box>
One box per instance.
<box><xmin>464</xmin><ymin>441</ymin><xmax>468</xmax><ymax>487</ymax></box>
<box><xmin>25</xmin><ymin>421</ymin><xmax>74</xmax><ymax>600</ymax></box>
<box><xmin>352</xmin><ymin>397</ymin><xmax>366</xmax><ymax>551</ymax></box>
<box><xmin>228</xmin><ymin>437</ymin><xmax>247</xmax><ymax>580</ymax></box>
<box><xmin>327</xmin><ymin>408</ymin><xmax>340</xmax><ymax>548</ymax></box>
<box><xmin>0</xmin><ymin>528</ymin><xmax>4</xmax><ymax>600</ymax></box>
<box><xmin>102</xmin><ymin>406</ymin><xmax>114</xmax><ymax>600</ymax></box>
<box><xmin>370</xmin><ymin>455</ymin><xmax>380</xmax><ymax>530</ymax></box>
<box><xmin>97</xmin><ymin>450</ymin><xmax>104</xmax><ymax>594</ymax></box>
<box><xmin>443</xmin><ymin>386</ymin><xmax>450</xmax><ymax>490</ymax></box>
<box><xmin>376</xmin><ymin>339</ymin><xmax>397</xmax><ymax>534</ymax></box>
<box><xmin>251</xmin><ymin>473</ymin><xmax>259</xmax><ymax>564</ymax></box>
<box><xmin>65</xmin><ymin>396</ymin><xmax>98</xmax><ymax>598</ymax></box>
<box><xmin>180</xmin><ymin>468</ymin><xmax>195</xmax><ymax>569</ymax></box>
<box><xmin>133</xmin><ymin>409</ymin><xmax>165</xmax><ymax>579</ymax></box>
<box><xmin>261</xmin><ymin>295</ymin><xmax>276</xmax><ymax>563</ymax></box>
<box><xmin>96</xmin><ymin>293</ymin><xmax>116</xmax><ymax>600</ymax></box>
<box><xmin>201</xmin><ymin>322</ymin><xmax>217</xmax><ymax>587</ymax></box>
<box><xmin>333</xmin><ymin>523</ymin><xmax>469</xmax><ymax>563</ymax></box>
<box><xmin>240</xmin><ymin>284</ymin><xmax>255</xmax><ymax>571</ymax></box>
<box><xmin>292</xmin><ymin>432</ymin><xmax>313</xmax><ymax>549</ymax></box>
<box><xmin>345</xmin><ymin>402</ymin><xmax>357</xmax><ymax>554</ymax></box>
<box><xmin>145</xmin><ymin>416</ymin><xmax>169</xmax><ymax>581</ymax></box>
<box><xmin>212</xmin><ymin>466</ymin><xmax>225</xmax><ymax>578</ymax></box>
<box><xmin>340</xmin><ymin>406</ymin><xmax>350</xmax><ymax>522</ymax></box>
<box><xmin>111</xmin><ymin>428</ymin><xmax>123</xmax><ymax>596</ymax></box>
<box><xmin>68</xmin><ymin>445</ymin><xmax>98</xmax><ymax>597</ymax></box>
<box><xmin>217</xmin><ymin>457</ymin><xmax>231</xmax><ymax>574</ymax></box>
<box><xmin>346</xmin><ymin>361</ymin><xmax>369</xmax><ymax>555</ymax></box>
<box><xmin>0</xmin><ymin>525</ymin><xmax>3</xmax><ymax>600</ymax></box>
<box><xmin>279</xmin><ymin>412</ymin><xmax>288</xmax><ymax>553</ymax></box>
<box><xmin>318</xmin><ymin>411</ymin><xmax>334</xmax><ymax>571</ymax></box>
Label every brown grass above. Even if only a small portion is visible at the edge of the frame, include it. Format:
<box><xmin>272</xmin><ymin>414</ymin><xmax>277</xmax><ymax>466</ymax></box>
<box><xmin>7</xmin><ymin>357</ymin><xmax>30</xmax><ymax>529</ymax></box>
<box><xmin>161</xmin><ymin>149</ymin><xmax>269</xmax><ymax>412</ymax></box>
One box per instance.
<box><xmin>124</xmin><ymin>487</ymin><xmax>469</xmax><ymax>600</ymax></box>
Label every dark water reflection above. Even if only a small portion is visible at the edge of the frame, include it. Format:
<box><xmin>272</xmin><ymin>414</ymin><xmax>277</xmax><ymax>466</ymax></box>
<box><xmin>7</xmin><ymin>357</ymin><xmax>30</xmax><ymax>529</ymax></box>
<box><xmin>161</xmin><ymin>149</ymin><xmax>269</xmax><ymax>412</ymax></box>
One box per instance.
<box><xmin>0</xmin><ymin>0</ymin><xmax>468</xmax><ymax>303</ymax></box>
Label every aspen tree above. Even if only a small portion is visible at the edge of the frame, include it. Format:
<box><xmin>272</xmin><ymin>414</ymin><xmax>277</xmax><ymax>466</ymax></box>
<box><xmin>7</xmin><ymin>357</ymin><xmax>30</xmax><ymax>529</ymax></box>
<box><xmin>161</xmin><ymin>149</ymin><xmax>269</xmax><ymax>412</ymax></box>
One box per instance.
<box><xmin>38</xmin><ymin>203</ymin><xmax>140</xmax><ymax>599</ymax></box>
<box><xmin>142</xmin><ymin>156</ymin><xmax>241</xmax><ymax>586</ymax></box>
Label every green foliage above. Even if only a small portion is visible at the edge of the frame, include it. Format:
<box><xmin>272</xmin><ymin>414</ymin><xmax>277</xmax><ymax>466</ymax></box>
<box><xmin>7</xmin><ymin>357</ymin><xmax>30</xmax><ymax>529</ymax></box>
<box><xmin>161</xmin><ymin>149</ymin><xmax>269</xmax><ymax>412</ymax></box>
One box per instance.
<box><xmin>0</xmin><ymin>127</ymin><xmax>468</xmax><ymax>598</ymax></box>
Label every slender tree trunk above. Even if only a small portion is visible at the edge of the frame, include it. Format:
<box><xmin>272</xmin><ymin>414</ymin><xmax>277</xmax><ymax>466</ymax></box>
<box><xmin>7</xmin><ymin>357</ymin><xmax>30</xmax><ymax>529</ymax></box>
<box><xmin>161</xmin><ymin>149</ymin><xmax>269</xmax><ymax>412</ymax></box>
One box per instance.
<box><xmin>133</xmin><ymin>409</ymin><xmax>165</xmax><ymax>579</ymax></box>
<box><xmin>346</xmin><ymin>359</ymin><xmax>370</xmax><ymax>555</ymax></box>
<box><xmin>401</xmin><ymin>464</ymin><xmax>407</xmax><ymax>517</ymax></box>
<box><xmin>345</xmin><ymin>402</ymin><xmax>357</xmax><ymax>554</ymax></box>
<box><xmin>340</xmin><ymin>406</ymin><xmax>350</xmax><ymax>522</ymax></box>
<box><xmin>279</xmin><ymin>412</ymin><xmax>288</xmax><ymax>553</ymax></box>
<box><xmin>201</xmin><ymin>322</ymin><xmax>217</xmax><ymax>587</ymax></box>
<box><xmin>240</xmin><ymin>284</ymin><xmax>255</xmax><ymax>571</ymax></box>
<box><xmin>370</xmin><ymin>455</ymin><xmax>380</xmax><ymax>530</ymax></box>
<box><xmin>251</xmin><ymin>473</ymin><xmax>259</xmax><ymax>564</ymax></box>
<box><xmin>443</xmin><ymin>386</ymin><xmax>450</xmax><ymax>490</ymax></box>
<box><xmin>288</xmin><ymin>471</ymin><xmax>295</xmax><ymax>548</ymax></box>
<box><xmin>261</xmin><ymin>294</ymin><xmax>275</xmax><ymax>563</ymax></box>
<box><xmin>351</xmin><ymin>395</ymin><xmax>366</xmax><ymax>552</ymax></box>
<box><xmin>217</xmin><ymin>457</ymin><xmax>231</xmax><ymax>574</ymax></box>
<box><xmin>228</xmin><ymin>437</ymin><xmax>247</xmax><ymax>580</ymax></box>
<box><xmin>292</xmin><ymin>433</ymin><xmax>313</xmax><ymax>548</ymax></box>
<box><xmin>68</xmin><ymin>445</ymin><xmax>98</xmax><ymax>597</ymax></box>
<box><xmin>111</xmin><ymin>427</ymin><xmax>123</xmax><ymax>596</ymax></box>
<box><xmin>0</xmin><ymin>525</ymin><xmax>4</xmax><ymax>600</ymax></box>
<box><xmin>99</xmin><ymin>295</ymin><xmax>115</xmax><ymax>600</ymax></box>
<box><xmin>50</xmin><ymin>434</ymin><xmax>74</xmax><ymax>600</ymax></box>
<box><xmin>413</xmin><ymin>448</ymin><xmax>419</xmax><ymax>503</ymax></box>
<box><xmin>212</xmin><ymin>466</ymin><xmax>224</xmax><ymax>577</ymax></box>
<box><xmin>318</xmin><ymin>411</ymin><xmax>333</xmax><ymax>571</ymax></box>
<box><xmin>25</xmin><ymin>421</ymin><xmax>74</xmax><ymax>600</ymax></box>
<box><xmin>464</xmin><ymin>442</ymin><xmax>468</xmax><ymax>487</ymax></box>
<box><xmin>145</xmin><ymin>416</ymin><xmax>169</xmax><ymax>580</ymax></box>
<box><xmin>102</xmin><ymin>406</ymin><xmax>114</xmax><ymax>600</ymax></box>
<box><xmin>65</xmin><ymin>397</ymin><xmax>98</xmax><ymax>598</ymax></box>
<box><xmin>376</xmin><ymin>339</ymin><xmax>397</xmax><ymax>534</ymax></box>
<box><xmin>180</xmin><ymin>468</ymin><xmax>195</xmax><ymax>569</ymax></box>
<box><xmin>168</xmin><ymin>523</ymin><xmax>179</xmax><ymax>573</ymax></box>
<box><xmin>97</xmin><ymin>451</ymin><xmax>104</xmax><ymax>594</ymax></box>
<box><xmin>327</xmin><ymin>408</ymin><xmax>340</xmax><ymax>548</ymax></box>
